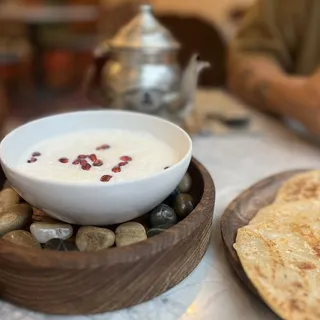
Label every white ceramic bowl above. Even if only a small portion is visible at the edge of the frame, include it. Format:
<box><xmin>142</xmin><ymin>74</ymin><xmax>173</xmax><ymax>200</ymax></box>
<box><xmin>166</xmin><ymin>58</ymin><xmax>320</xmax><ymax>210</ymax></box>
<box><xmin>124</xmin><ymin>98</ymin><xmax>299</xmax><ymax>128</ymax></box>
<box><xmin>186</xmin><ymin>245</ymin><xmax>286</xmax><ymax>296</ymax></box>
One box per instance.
<box><xmin>0</xmin><ymin>110</ymin><xmax>192</xmax><ymax>225</ymax></box>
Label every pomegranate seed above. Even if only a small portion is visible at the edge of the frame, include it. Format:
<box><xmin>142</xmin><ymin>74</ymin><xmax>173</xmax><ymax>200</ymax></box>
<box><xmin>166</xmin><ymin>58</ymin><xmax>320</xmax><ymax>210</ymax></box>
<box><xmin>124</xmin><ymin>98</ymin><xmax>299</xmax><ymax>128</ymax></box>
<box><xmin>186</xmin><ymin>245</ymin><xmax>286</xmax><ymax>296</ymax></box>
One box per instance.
<box><xmin>72</xmin><ymin>159</ymin><xmax>80</xmax><ymax>165</ymax></box>
<box><xmin>120</xmin><ymin>156</ymin><xmax>132</xmax><ymax>162</ymax></box>
<box><xmin>32</xmin><ymin>152</ymin><xmax>41</xmax><ymax>157</ymax></box>
<box><xmin>93</xmin><ymin>159</ymin><xmax>103</xmax><ymax>166</ymax></box>
<box><xmin>77</xmin><ymin>154</ymin><xmax>87</xmax><ymax>159</ymax></box>
<box><xmin>112</xmin><ymin>166</ymin><xmax>121</xmax><ymax>173</ymax></box>
<box><xmin>100</xmin><ymin>175</ymin><xmax>112</xmax><ymax>182</ymax></box>
<box><xmin>59</xmin><ymin>157</ymin><xmax>69</xmax><ymax>164</ymax></box>
<box><xmin>96</xmin><ymin>144</ymin><xmax>110</xmax><ymax>150</ymax></box>
<box><xmin>118</xmin><ymin>161</ymin><xmax>128</xmax><ymax>167</ymax></box>
<box><xmin>80</xmin><ymin>159</ymin><xmax>87</xmax><ymax>166</ymax></box>
<box><xmin>89</xmin><ymin>154</ymin><xmax>97</xmax><ymax>162</ymax></box>
<box><xmin>27</xmin><ymin>157</ymin><xmax>37</xmax><ymax>163</ymax></box>
<box><xmin>81</xmin><ymin>163</ymin><xmax>91</xmax><ymax>171</ymax></box>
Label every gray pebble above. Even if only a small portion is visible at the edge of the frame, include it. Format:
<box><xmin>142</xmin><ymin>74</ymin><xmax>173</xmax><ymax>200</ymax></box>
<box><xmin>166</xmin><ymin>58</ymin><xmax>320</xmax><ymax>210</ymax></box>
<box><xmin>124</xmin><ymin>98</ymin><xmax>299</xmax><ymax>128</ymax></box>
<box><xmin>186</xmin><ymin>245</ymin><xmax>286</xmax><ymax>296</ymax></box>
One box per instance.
<box><xmin>0</xmin><ymin>188</ymin><xmax>20</xmax><ymax>210</ymax></box>
<box><xmin>2</xmin><ymin>230</ymin><xmax>41</xmax><ymax>248</ymax></box>
<box><xmin>30</xmin><ymin>222</ymin><xmax>73</xmax><ymax>243</ymax></box>
<box><xmin>0</xmin><ymin>204</ymin><xmax>32</xmax><ymax>236</ymax></box>
<box><xmin>147</xmin><ymin>228</ymin><xmax>165</xmax><ymax>238</ymax></box>
<box><xmin>44</xmin><ymin>238</ymin><xmax>78</xmax><ymax>251</ymax></box>
<box><xmin>76</xmin><ymin>226</ymin><xmax>115</xmax><ymax>252</ymax></box>
<box><xmin>178</xmin><ymin>173</ymin><xmax>192</xmax><ymax>193</ymax></box>
<box><xmin>149</xmin><ymin>204</ymin><xmax>177</xmax><ymax>229</ymax></box>
<box><xmin>173</xmin><ymin>193</ymin><xmax>194</xmax><ymax>219</ymax></box>
<box><xmin>115</xmin><ymin>222</ymin><xmax>147</xmax><ymax>247</ymax></box>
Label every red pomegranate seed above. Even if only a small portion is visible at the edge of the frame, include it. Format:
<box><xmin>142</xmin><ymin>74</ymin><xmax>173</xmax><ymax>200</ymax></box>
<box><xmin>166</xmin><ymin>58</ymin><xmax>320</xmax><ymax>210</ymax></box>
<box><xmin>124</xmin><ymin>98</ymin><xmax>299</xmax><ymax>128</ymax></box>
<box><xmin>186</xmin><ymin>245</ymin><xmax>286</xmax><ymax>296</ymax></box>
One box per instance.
<box><xmin>81</xmin><ymin>163</ymin><xmax>91</xmax><ymax>171</ymax></box>
<box><xmin>27</xmin><ymin>157</ymin><xmax>37</xmax><ymax>163</ymax></box>
<box><xmin>96</xmin><ymin>144</ymin><xmax>110</xmax><ymax>150</ymax></box>
<box><xmin>120</xmin><ymin>156</ymin><xmax>132</xmax><ymax>162</ymax></box>
<box><xmin>89</xmin><ymin>154</ymin><xmax>97</xmax><ymax>162</ymax></box>
<box><xmin>32</xmin><ymin>152</ymin><xmax>41</xmax><ymax>157</ymax></box>
<box><xmin>93</xmin><ymin>159</ymin><xmax>103</xmax><ymax>167</ymax></box>
<box><xmin>118</xmin><ymin>161</ymin><xmax>128</xmax><ymax>167</ymax></box>
<box><xmin>80</xmin><ymin>159</ymin><xmax>87</xmax><ymax>166</ymax></box>
<box><xmin>77</xmin><ymin>154</ymin><xmax>87</xmax><ymax>159</ymax></box>
<box><xmin>72</xmin><ymin>159</ymin><xmax>80</xmax><ymax>165</ymax></box>
<box><xmin>112</xmin><ymin>166</ymin><xmax>121</xmax><ymax>173</ymax></box>
<box><xmin>100</xmin><ymin>175</ymin><xmax>112</xmax><ymax>182</ymax></box>
<box><xmin>59</xmin><ymin>157</ymin><xmax>69</xmax><ymax>164</ymax></box>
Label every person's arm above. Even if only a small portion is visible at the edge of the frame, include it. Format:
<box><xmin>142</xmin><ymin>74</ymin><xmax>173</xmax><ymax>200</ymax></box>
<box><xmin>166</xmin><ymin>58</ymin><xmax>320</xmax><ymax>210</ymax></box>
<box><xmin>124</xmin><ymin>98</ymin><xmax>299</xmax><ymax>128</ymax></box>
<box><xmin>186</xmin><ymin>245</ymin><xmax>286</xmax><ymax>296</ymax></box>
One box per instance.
<box><xmin>227</xmin><ymin>53</ymin><xmax>307</xmax><ymax>119</ymax></box>
<box><xmin>227</xmin><ymin>0</ymin><xmax>309</xmax><ymax>119</ymax></box>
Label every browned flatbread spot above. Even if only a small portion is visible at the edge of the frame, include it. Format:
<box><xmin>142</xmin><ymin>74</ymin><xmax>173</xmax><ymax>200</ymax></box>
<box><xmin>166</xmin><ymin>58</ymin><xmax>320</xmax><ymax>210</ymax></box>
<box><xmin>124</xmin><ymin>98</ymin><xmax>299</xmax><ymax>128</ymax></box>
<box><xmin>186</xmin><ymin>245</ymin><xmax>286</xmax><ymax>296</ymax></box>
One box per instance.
<box><xmin>275</xmin><ymin>170</ymin><xmax>320</xmax><ymax>203</ymax></box>
<box><xmin>297</xmin><ymin>262</ymin><xmax>316</xmax><ymax>270</ymax></box>
<box><xmin>292</xmin><ymin>282</ymin><xmax>303</xmax><ymax>288</ymax></box>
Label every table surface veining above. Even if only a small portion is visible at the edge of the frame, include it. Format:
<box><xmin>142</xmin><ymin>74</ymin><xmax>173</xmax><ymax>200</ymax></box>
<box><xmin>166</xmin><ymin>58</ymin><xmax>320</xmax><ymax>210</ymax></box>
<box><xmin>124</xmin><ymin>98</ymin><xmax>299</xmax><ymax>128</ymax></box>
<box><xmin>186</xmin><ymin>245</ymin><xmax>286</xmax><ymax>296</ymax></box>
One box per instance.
<box><xmin>1</xmin><ymin>89</ymin><xmax>320</xmax><ymax>320</ymax></box>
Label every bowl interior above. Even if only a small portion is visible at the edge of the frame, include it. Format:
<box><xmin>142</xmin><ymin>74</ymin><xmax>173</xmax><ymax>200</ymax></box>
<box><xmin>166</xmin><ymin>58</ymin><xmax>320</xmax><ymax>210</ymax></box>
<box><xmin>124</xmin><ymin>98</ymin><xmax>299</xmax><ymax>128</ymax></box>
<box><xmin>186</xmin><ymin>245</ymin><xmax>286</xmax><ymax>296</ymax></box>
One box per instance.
<box><xmin>0</xmin><ymin>110</ymin><xmax>191</xmax><ymax>169</ymax></box>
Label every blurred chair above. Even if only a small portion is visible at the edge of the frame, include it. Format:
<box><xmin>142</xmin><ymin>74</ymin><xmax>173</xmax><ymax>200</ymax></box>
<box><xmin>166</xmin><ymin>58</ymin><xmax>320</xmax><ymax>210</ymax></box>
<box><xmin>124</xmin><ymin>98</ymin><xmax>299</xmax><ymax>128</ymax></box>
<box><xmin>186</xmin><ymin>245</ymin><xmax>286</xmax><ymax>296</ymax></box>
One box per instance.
<box><xmin>0</xmin><ymin>20</ymin><xmax>33</xmax><ymax>97</ymax></box>
<box><xmin>157</xmin><ymin>14</ymin><xmax>226</xmax><ymax>88</ymax></box>
<box><xmin>0</xmin><ymin>81</ymin><xmax>10</xmax><ymax>137</ymax></box>
<box><xmin>0</xmin><ymin>19</ymin><xmax>33</xmax><ymax>133</ymax></box>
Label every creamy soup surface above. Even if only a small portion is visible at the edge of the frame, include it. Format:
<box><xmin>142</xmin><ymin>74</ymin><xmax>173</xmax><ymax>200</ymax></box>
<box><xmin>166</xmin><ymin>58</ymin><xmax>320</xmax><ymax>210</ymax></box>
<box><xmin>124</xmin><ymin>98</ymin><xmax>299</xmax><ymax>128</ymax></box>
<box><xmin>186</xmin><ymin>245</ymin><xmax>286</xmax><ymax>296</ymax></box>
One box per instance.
<box><xmin>16</xmin><ymin>129</ymin><xmax>179</xmax><ymax>183</ymax></box>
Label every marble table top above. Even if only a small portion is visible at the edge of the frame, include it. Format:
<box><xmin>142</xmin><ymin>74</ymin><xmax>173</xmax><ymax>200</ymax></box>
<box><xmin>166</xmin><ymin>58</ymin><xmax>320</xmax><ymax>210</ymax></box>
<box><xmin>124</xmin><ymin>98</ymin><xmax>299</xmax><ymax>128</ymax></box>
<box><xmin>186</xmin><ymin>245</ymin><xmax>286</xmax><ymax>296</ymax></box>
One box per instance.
<box><xmin>2</xmin><ymin>89</ymin><xmax>320</xmax><ymax>320</ymax></box>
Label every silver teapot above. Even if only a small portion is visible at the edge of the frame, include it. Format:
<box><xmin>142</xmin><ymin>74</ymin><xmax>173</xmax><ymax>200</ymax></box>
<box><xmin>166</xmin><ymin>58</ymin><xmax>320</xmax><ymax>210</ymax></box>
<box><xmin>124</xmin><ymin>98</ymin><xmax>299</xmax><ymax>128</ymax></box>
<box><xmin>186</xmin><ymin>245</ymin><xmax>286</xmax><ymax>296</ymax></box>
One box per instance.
<box><xmin>85</xmin><ymin>4</ymin><xmax>210</xmax><ymax>124</ymax></box>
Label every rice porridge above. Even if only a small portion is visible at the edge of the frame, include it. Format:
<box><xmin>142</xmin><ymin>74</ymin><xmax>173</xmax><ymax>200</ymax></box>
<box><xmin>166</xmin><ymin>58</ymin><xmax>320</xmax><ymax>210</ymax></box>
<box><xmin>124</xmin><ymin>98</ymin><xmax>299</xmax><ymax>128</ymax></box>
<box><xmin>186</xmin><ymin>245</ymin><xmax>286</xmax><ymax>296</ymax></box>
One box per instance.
<box><xmin>17</xmin><ymin>129</ymin><xmax>179</xmax><ymax>183</ymax></box>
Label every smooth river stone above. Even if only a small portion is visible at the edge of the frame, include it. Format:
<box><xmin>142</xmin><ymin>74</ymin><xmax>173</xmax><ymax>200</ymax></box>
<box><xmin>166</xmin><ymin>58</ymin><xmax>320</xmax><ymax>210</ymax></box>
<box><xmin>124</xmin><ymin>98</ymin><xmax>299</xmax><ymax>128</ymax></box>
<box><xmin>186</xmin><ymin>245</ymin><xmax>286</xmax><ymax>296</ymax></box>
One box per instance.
<box><xmin>30</xmin><ymin>222</ymin><xmax>73</xmax><ymax>243</ymax></box>
<box><xmin>76</xmin><ymin>226</ymin><xmax>115</xmax><ymax>252</ymax></box>
<box><xmin>2</xmin><ymin>230</ymin><xmax>41</xmax><ymax>248</ymax></box>
<box><xmin>44</xmin><ymin>238</ymin><xmax>78</xmax><ymax>251</ymax></box>
<box><xmin>173</xmin><ymin>193</ymin><xmax>194</xmax><ymax>219</ymax></box>
<box><xmin>147</xmin><ymin>228</ymin><xmax>165</xmax><ymax>238</ymax></box>
<box><xmin>0</xmin><ymin>204</ymin><xmax>32</xmax><ymax>236</ymax></box>
<box><xmin>149</xmin><ymin>204</ymin><xmax>177</xmax><ymax>229</ymax></box>
<box><xmin>0</xmin><ymin>188</ymin><xmax>20</xmax><ymax>210</ymax></box>
<box><xmin>115</xmin><ymin>222</ymin><xmax>147</xmax><ymax>247</ymax></box>
<box><xmin>178</xmin><ymin>172</ymin><xmax>192</xmax><ymax>193</ymax></box>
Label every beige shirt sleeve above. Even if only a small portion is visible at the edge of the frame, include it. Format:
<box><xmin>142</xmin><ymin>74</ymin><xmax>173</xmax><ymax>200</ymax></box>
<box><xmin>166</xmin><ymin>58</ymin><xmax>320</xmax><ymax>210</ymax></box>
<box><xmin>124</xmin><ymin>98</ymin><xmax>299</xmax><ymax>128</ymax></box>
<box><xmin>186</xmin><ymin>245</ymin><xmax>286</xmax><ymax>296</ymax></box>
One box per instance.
<box><xmin>229</xmin><ymin>0</ymin><xmax>308</xmax><ymax>72</ymax></box>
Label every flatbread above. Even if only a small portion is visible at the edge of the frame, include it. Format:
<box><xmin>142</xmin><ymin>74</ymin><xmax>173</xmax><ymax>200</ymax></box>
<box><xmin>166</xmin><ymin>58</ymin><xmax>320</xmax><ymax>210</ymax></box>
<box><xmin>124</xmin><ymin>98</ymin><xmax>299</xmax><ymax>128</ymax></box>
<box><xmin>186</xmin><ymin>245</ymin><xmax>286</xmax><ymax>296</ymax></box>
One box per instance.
<box><xmin>275</xmin><ymin>170</ymin><xmax>320</xmax><ymax>203</ymax></box>
<box><xmin>250</xmin><ymin>200</ymin><xmax>320</xmax><ymax>225</ymax></box>
<box><xmin>234</xmin><ymin>210</ymin><xmax>320</xmax><ymax>320</ymax></box>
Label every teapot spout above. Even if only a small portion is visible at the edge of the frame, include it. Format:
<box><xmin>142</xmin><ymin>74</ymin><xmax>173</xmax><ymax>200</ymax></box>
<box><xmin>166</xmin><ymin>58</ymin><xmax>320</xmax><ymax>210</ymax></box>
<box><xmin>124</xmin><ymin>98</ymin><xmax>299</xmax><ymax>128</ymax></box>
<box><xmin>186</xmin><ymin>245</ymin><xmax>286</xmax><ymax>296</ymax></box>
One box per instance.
<box><xmin>180</xmin><ymin>54</ymin><xmax>210</xmax><ymax>104</ymax></box>
<box><xmin>166</xmin><ymin>54</ymin><xmax>210</xmax><ymax>118</ymax></box>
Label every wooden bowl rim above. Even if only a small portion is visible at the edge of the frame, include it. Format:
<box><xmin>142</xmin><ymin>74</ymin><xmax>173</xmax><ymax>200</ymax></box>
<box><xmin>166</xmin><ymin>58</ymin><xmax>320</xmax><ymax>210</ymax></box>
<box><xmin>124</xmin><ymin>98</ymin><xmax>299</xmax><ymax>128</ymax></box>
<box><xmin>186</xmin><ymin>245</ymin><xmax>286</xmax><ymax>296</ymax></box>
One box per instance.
<box><xmin>0</xmin><ymin>157</ymin><xmax>215</xmax><ymax>270</ymax></box>
<box><xmin>220</xmin><ymin>168</ymin><xmax>309</xmax><ymax>295</ymax></box>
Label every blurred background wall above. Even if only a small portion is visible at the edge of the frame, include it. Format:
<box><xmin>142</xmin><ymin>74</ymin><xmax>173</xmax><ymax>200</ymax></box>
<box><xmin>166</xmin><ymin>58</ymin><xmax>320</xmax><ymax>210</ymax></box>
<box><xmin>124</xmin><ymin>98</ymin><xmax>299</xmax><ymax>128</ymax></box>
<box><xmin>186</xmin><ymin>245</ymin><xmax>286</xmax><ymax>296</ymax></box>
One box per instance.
<box><xmin>100</xmin><ymin>0</ymin><xmax>255</xmax><ymax>40</ymax></box>
<box><xmin>153</xmin><ymin>0</ymin><xmax>255</xmax><ymax>40</ymax></box>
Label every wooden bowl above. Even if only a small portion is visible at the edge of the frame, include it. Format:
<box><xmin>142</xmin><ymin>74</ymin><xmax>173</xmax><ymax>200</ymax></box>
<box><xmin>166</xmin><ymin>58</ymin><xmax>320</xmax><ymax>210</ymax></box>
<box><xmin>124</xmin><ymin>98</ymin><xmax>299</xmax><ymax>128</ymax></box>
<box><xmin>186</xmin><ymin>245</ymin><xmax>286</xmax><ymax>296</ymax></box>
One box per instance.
<box><xmin>0</xmin><ymin>157</ymin><xmax>215</xmax><ymax>315</ymax></box>
<box><xmin>220</xmin><ymin>169</ymin><xmax>307</xmax><ymax>298</ymax></box>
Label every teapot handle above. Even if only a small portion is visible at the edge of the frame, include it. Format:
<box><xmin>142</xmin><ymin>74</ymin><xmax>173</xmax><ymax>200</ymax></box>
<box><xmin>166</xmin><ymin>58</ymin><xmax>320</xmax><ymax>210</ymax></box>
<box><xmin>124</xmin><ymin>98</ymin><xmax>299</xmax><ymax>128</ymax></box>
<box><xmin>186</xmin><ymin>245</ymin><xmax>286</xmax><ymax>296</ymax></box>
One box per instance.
<box><xmin>83</xmin><ymin>42</ymin><xmax>111</xmax><ymax>106</ymax></box>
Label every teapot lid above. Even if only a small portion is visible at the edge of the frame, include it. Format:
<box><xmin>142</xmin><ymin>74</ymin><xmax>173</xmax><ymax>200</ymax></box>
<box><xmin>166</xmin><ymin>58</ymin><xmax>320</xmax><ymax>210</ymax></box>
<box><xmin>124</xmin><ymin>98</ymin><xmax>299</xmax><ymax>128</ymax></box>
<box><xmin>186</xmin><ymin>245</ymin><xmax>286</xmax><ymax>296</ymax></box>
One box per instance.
<box><xmin>108</xmin><ymin>4</ymin><xmax>180</xmax><ymax>50</ymax></box>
